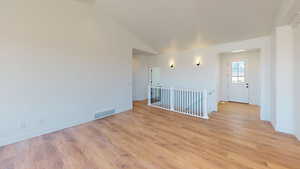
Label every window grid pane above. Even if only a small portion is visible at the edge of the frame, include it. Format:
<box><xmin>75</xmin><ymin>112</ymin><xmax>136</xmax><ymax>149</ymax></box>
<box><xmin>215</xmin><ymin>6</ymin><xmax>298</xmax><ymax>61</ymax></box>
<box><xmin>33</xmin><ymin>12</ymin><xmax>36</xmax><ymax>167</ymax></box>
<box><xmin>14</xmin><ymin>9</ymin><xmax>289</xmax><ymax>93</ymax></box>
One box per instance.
<box><xmin>231</xmin><ymin>61</ymin><xmax>245</xmax><ymax>84</ymax></box>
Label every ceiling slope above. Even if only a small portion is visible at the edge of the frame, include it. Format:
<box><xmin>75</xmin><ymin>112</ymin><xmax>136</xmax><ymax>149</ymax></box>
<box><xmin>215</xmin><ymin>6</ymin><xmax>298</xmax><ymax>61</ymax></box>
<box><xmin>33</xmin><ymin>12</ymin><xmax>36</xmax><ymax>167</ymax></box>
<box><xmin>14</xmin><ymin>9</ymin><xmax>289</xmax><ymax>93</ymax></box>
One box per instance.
<box><xmin>96</xmin><ymin>0</ymin><xmax>283</xmax><ymax>53</ymax></box>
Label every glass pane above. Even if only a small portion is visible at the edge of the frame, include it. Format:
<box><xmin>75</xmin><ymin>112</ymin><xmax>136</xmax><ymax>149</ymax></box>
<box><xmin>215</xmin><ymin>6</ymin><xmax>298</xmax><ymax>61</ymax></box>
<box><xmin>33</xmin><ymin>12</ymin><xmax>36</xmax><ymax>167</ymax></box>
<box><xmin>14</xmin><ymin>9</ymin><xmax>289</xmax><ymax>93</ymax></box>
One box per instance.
<box><xmin>232</xmin><ymin>62</ymin><xmax>239</xmax><ymax>70</ymax></box>
<box><xmin>232</xmin><ymin>62</ymin><xmax>239</xmax><ymax>77</ymax></box>
<box><xmin>239</xmin><ymin>70</ymin><xmax>245</xmax><ymax>76</ymax></box>
<box><xmin>239</xmin><ymin>62</ymin><xmax>245</xmax><ymax>69</ymax></box>
<box><xmin>232</xmin><ymin>77</ymin><xmax>238</xmax><ymax>83</ymax></box>
<box><xmin>238</xmin><ymin>77</ymin><xmax>245</xmax><ymax>83</ymax></box>
<box><xmin>232</xmin><ymin>69</ymin><xmax>238</xmax><ymax>76</ymax></box>
<box><xmin>239</xmin><ymin>62</ymin><xmax>245</xmax><ymax>76</ymax></box>
<box><xmin>232</xmin><ymin>61</ymin><xmax>245</xmax><ymax>83</ymax></box>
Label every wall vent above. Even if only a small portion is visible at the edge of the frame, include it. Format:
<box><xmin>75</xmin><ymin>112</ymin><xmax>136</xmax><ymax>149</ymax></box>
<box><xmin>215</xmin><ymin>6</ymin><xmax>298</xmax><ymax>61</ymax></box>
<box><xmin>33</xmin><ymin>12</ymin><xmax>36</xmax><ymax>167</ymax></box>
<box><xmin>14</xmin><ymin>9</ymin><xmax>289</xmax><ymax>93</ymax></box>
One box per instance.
<box><xmin>94</xmin><ymin>109</ymin><xmax>116</xmax><ymax>119</ymax></box>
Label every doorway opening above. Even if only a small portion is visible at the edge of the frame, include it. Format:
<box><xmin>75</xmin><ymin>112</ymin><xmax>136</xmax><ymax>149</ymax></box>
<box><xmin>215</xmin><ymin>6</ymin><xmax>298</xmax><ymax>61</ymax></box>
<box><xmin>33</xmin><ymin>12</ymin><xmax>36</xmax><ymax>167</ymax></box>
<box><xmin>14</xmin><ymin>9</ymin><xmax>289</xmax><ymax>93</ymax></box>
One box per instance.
<box><xmin>149</xmin><ymin>67</ymin><xmax>161</xmax><ymax>86</ymax></box>
<box><xmin>218</xmin><ymin>49</ymin><xmax>261</xmax><ymax>117</ymax></box>
<box><xmin>131</xmin><ymin>48</ymin><xmax>157</xmax><ymax>105</ymax></box>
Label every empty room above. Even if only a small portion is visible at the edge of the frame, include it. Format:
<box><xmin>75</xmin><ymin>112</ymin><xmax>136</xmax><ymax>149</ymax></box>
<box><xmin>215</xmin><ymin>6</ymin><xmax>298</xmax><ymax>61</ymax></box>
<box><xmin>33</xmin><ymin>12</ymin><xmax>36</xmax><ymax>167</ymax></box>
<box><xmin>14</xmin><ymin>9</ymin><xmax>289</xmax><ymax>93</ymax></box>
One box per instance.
<box><xmin>1</xmin><ymin>0</ymin><xmax>300</xmax><ymax>169</ymax></box>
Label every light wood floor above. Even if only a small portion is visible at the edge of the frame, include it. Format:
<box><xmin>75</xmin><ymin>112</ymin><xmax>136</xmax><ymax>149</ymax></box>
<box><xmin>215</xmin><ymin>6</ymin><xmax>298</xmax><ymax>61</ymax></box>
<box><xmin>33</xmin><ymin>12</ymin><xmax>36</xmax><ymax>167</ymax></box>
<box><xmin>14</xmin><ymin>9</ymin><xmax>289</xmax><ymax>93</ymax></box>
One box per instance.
<box><xmin>1</xmin><ymin>101</ymin><xmax>300</xmax><ymax>169</ymax></box>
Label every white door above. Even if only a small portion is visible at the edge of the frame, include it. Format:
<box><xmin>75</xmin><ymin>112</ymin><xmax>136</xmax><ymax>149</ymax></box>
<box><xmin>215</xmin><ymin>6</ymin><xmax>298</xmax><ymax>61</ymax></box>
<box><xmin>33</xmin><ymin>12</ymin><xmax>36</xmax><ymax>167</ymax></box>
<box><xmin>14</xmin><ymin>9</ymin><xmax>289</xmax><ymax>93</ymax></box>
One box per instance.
<box><xmin>149</xmin><ymin>67</ymin><xmax>161</xmax><ymax>86</ymax></box>
<box><xmin>228</xmin><ymin>59</ymin><xmax>249</xmax><ymax>103</ymax></box>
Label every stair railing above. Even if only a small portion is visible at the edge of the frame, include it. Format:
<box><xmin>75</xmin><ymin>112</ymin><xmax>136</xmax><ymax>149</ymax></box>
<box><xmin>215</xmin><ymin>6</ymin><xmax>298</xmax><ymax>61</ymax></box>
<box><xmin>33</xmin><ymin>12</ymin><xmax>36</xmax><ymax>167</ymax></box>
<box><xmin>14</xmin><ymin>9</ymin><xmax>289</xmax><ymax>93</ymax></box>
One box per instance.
<box><xmin>148</xmin><ymin>86</ymin><xmax>209</xmax><ymax>119</ymax></box>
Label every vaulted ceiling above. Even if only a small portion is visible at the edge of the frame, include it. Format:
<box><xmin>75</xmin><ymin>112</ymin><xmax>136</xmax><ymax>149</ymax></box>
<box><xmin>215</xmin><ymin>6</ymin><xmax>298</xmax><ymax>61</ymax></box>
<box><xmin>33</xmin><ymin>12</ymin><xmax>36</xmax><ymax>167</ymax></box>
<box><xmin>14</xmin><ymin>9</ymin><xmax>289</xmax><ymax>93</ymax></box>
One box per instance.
<box><xmin>95</xmin><ymin>0</ymin><xmax>283</xmax><ymax>53</ymax></box>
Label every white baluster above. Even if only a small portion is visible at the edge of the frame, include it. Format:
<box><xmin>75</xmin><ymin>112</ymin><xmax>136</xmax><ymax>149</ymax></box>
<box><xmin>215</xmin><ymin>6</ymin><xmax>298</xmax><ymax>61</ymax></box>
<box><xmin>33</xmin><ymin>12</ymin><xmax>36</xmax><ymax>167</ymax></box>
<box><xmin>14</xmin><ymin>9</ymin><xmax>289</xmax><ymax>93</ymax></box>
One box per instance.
<box><xmin>183</xmin><ymin>89</ymin><xmax>185</xmax><ymax>113</ymax></box>
<box><xmin>186</xmin><ymin>89</ymin><xmax>189</xmax><ymax>115</ymax></box>
<box><xmin>170</xmin><ymin>87</ymin><xmax>174</xmax><ymax>111</ymax></box>
<box><xmin>188</xmin><ymin>90</ymin><xmax>190</xmax><ymax>115</ymax></box>
<box><xmin>161</xmin><ymin>88</ymin><xmax>164</xmax><ymax>108</ymax></box>
<box><xmin>179</xmin><ymin>89</ymin><xmax>181</xmax><ymax>112</ymax></box>
<box><xmin>155</xmin><ymin>87</ymin><xmax>157</xmax><ymax>105</ymax></box>
<box><xmin>198</xmin><ymin>91</ymin><xmax>201</xmax><ymax>117</ymax></box>
<box><xmin>194</xmin><ymin>90</ymin><xmax>197</xmax><ymax>117</ymax></box>
<box><xmin>197</xmin><ymin>91</ymin><xmax>200</xmax><ymax>117</ymax></box>
<box><xmin>202</xmin><ymin>90</ymin><xmax>209</xmax><ymax>119</ymax></box>
<box><xmin>175</xmin><ymin>89</ymin><xmax>178</xmax><ymax>111</ymax></box>
<box><xmin>181</xmin><ymin>89</ymin><xmax>183</xmax><ymax>113</ymax></box>
<box><xmin>194</xmin><ymin>90</ymin><xmax>196</xmax><ymax>116</ymax></box>
<box><xmin>188</xmin><ymin>90</ymin><xmax>191</xmax><ymax>115</ymax></box>
<box><xmin>186</xmin><ymin>89</ymin><xmax>188</xmax><ymax>115</ymax></box>
<box><xmin>148</xmin><ymin>86</ymin><xmax>151</xmax><ymax>105</ymax></box>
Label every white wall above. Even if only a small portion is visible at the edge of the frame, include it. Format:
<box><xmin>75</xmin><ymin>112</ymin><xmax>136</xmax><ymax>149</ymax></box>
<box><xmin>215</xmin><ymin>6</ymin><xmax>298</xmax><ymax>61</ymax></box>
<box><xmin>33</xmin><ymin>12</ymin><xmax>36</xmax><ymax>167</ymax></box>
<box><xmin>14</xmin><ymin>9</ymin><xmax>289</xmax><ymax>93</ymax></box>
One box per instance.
<box><xmin>150</xmin><ymin>48</ymin><xmax>220</xmax><ymax>112</ymax></box>
<box><xmin>294</xmin><ymin>24</ymin><xmax>300</xmax><ymax>140</ymax></box>
<box><xmin>150</xmin><ymin>37</ymin><xmax>272</xmax><ymax>117</ymax></box>
<box><xmin>273</xmin><ymin>0</ymin><xmax>300</xmax><ymax>139</ymax></box>
<box><xmin>272</xmin><ymin>25</ymin><xmax>295</xmax><ymax>134</ymax></box>
<box><xmin>270</xmin><ymin>30</ymin><xmax>277</xmax><ymax>128</ymax></box>
<box><xmin>132</xmin><ymin>55</ymin><xmax>149</xmax><ymax>101</ymax></box>
<box><xmin>0</xmin><ymin>0</ymin><xmax>155</xmax><ymax>147</ymax></box>
<box><xmin>269</xmin><ymin>24</ymin><xmax>300</xmax><ymax>138</ymax></box>
<box><xmin>219</xmin><ymin>50</ymin><xmax>261</xmax><ymax>105</ymax></box>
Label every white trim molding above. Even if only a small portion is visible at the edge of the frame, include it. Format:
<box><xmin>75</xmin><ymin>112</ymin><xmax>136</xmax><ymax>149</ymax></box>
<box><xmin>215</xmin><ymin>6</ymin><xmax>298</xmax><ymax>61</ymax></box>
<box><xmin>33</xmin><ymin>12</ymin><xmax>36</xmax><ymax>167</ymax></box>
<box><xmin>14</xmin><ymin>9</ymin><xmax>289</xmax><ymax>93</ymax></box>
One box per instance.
<box><xmin>296</xmin><ymin>134</ymin><xmax>300</xmax><ymax>141</ymax></box>
<box><xmin>275</xmin><ymin>0</ymin><xmax>295</xmax><ymax>26</ymax></box>
<box><xmin>0</xmin><ymin>109</ymin><xmax>127</xmax><ymax>148</ymax></box>
<box><xmin>290</xmin><ymin>12</ymin><xmax>300</xmax><ymax>28</ymax></box>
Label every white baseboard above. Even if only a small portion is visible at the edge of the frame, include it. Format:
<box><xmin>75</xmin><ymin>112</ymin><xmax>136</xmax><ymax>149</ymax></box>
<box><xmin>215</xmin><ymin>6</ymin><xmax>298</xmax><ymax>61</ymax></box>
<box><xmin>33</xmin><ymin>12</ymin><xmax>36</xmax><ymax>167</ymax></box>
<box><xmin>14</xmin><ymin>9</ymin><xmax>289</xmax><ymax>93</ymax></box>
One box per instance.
<box><xmin>296</xmin><ymin>133</ymin><xmax>300</xmax><ymax>141</ymax></box>
<box><xmin>133</xmin><ymin>98</ymin><xmax>147</xmax><ymax>101</ymax></box>
<box><xmin>268</xmin><ymin>120</ymin><xmax>300</xmax><ymax>141</ymax></box>
<box><xmin>275</xmin><ymin>125</ymin><xmax>300</xmax><ymax>142</ymax></box>
<box><xmin>0</xmin><ymin>119</ymin><xmax>90</xmax><ymax>147</ymax></box>
<box><xmin>0</xmin><ymin>109</ymin><xmax>128</xmax><ymax>148</ymax></box>
<box><xmin>275</xmin><ymin>126</ymin><xmax>295</xmax><ymax>135</ymax></box>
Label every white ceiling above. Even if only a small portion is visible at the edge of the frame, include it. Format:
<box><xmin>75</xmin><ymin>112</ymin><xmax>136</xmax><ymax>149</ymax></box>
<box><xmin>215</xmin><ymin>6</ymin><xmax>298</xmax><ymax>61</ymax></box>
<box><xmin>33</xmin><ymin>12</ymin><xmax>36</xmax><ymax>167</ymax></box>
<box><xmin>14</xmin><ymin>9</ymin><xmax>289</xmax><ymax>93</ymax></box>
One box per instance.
<box><xmin>276</xmin><ymin>0</ymin><xmax>300</xmax><ymax>26</ymax></box>
<box><xmin>132</xmin><ymin>48</ymin><xmax>156</xmax><ymax>56</ymax></box>
<box><xmin>95</xmin><ymin>0</ymin><xmax>283</xmax><ymax>53</ymax></box>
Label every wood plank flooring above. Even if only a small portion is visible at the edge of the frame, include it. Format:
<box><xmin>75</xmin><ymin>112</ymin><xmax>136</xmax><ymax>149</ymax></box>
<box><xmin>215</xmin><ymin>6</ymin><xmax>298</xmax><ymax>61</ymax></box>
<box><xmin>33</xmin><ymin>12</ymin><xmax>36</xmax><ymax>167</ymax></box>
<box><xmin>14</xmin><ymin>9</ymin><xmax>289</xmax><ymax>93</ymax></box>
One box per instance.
<box><xmin>1</xmin><ymin>101</ymin><xmax>300</xmax><ymax>169</ymax></box>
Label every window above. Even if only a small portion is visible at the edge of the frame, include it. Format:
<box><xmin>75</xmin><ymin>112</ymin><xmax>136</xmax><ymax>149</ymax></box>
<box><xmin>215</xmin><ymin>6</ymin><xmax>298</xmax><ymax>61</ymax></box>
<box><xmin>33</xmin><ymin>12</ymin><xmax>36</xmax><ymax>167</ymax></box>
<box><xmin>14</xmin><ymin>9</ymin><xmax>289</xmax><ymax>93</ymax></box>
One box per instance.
<box><xmin>231</xmin><ymin>61</ymin><xmax>245</xmax><ymax>84</ymax></box>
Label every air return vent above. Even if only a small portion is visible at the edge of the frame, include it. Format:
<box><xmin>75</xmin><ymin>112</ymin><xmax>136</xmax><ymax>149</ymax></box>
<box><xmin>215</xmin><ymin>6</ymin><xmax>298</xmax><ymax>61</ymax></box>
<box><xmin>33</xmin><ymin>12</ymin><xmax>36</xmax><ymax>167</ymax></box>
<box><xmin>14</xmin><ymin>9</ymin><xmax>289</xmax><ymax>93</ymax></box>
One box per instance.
<box><xmin>94</xmin><ymin>109</ymin><xmax>116</xmax><ymax>119</ymax></box>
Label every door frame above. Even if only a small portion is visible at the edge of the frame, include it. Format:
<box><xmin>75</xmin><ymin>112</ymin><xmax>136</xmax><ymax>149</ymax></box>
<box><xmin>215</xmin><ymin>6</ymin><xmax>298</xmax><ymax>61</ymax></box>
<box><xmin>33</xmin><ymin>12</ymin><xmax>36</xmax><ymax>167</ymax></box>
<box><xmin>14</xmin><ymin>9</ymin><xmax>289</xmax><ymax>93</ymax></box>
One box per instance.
<box><xmin>227</xmin><ymin>58</ymin><xmax>250</xmax><ymax>103</ymax></box>
<box><xmin>148</xmin><ymin>67</ymin><xmax>161</xmax><ymax>87</ymax></box>
<box><xmin>219</xmin><ymin>49</ymin><xmax>261</xmax><ymax>106</ymax></box>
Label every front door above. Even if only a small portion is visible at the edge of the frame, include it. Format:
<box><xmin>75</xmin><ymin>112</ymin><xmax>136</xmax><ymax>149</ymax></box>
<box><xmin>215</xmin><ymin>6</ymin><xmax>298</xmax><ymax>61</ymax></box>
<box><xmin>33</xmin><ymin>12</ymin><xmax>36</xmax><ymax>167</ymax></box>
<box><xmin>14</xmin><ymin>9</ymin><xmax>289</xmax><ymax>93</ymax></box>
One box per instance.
<box><xmin>228</xmin><ymin>59</ymin><xmax>249</xmax><ymax>103</ymax></box>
